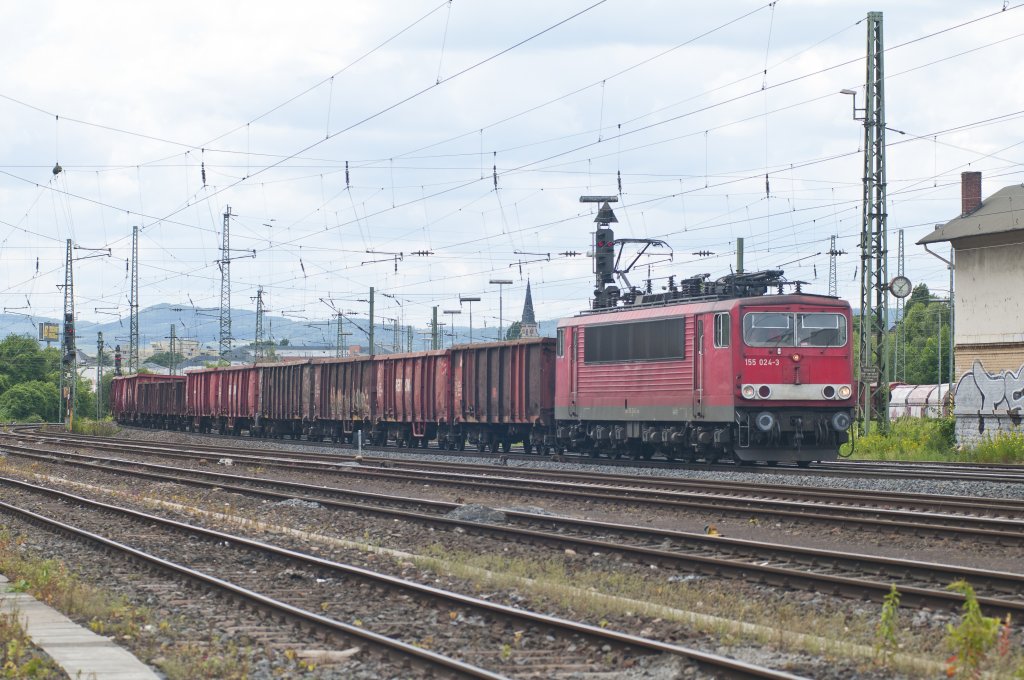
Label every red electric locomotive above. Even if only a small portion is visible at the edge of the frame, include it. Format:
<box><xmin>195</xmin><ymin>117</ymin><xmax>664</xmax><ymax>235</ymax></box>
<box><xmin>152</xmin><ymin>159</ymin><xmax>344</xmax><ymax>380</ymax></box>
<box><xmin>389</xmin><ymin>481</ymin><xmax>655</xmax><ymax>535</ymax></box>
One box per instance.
<box><xmin>552</xmin><ymin>201</ymin><xmax>854</xmax><ymax>465</ymax></box>
<box><xmin>554</xmin><ymin>291</ymin><xmax>854</xmax><ymax>464</ymax></box>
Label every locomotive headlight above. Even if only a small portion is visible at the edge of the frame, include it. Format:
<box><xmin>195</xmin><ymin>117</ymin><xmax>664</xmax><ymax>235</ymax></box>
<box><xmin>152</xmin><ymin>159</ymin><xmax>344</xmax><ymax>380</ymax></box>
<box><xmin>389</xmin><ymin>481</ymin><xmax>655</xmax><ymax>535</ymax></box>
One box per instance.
<box><xmin>755</xmin><ymin>411</ymin><xmax>775</xmax><ymax>432</ymax></box>
<box><xmin>837</xmin><ymin>385</ymin><xmax>852</xmax><ymax>399</ymax></box>
<box><xmin>821</xmin><ymin>385</ymin><xmax>836</xmax><ymax>399</ymax></box>
<box><xmin>831</xmin><ymin>411</ymin><xmax>852</xmax><ymax>432</ymax></box>
<box><xmin>741</xmin><ymin>384</ymin><xmax>756</xmax><ymax>399</ymax></box>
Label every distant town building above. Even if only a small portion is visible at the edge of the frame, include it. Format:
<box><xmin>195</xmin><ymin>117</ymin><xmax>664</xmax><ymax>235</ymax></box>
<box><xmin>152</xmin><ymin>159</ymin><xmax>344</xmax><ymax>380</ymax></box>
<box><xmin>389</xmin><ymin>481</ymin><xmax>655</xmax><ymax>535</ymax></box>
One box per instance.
<box><xmin>519</xmin><ymin>280</ymin><xmax>539</xmax><ymax>338</ymax></box>
<box><xmin>918</xmin><ymin>171</ymin><xmax>1024</xmax><ymax>444</ymax></box>
<box><xmin>148</xmin><ymin>337</ymin><xmax>202</xmax><ymax>359</ymax></box>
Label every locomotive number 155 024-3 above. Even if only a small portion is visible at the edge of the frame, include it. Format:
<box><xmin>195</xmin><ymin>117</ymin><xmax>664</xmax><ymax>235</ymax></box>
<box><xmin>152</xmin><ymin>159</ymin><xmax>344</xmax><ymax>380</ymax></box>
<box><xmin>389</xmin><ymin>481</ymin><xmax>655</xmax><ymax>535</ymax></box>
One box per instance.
<box><xmin>745</xmin><ymin>357</ymin><xmax>780</xmax><ymax>367</ymax></box>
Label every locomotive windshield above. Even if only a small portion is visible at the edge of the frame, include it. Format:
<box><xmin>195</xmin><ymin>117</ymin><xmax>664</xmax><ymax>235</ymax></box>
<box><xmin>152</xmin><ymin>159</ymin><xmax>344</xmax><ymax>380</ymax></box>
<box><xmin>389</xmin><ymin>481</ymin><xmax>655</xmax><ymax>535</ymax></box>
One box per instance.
<box><xmin>743</xmin><ymin>312</ymin><xmax>846</xmax><ymax>347</ymax></box>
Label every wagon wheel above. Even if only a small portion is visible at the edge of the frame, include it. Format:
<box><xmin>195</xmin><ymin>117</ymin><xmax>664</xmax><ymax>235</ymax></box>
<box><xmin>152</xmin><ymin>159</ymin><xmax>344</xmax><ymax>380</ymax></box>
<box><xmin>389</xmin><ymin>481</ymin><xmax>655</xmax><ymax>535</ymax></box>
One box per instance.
<box><xmin>797</xmin><ymin>460</ymin><xmax>812</xmax><ymax>468</ymax></box>
<box><xmin>522</xmin><ymin>442</ymin><xmax>533</xmax><ymax>455</ymax></box>
<box><xmin>501</xmin><ymin>439</ymin><xmax>511</xmax><ymax>454</ymax></box>
<box><xmin>477</xmin><ymin>440</ymin><xmax>487</xmax><ymax>453</ymax></box>
<box><xmin>457</xmin><ymin>437</ymin><xmax>466</xmax><ymax>451</ymax></box>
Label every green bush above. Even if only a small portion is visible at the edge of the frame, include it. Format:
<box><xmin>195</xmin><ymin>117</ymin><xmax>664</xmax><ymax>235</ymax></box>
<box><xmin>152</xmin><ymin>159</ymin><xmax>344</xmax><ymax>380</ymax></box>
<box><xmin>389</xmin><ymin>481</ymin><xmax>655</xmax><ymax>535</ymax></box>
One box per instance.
<box><xmin>844</xmin><ymin>417</ymin><xmax>955</xmax><ymax>460</ymax></box>
<box><xmin>71</xmin><ymin>417</ymin><xmax>120</xmax><ymax>436</ymax></box>
<box><xmin>968</xmin><ymin>432</ymin><xmax>1024</xmax><ymax>464</ymax></box>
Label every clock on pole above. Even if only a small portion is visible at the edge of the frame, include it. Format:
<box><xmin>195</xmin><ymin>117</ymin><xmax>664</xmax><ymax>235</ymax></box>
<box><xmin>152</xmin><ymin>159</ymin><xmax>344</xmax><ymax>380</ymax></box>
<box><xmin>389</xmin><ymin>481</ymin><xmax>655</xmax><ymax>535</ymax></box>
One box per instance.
<box><xmin>889</xmin><ymin>275</ymin><xmax>912</xmax><ymax>298</ymax></box>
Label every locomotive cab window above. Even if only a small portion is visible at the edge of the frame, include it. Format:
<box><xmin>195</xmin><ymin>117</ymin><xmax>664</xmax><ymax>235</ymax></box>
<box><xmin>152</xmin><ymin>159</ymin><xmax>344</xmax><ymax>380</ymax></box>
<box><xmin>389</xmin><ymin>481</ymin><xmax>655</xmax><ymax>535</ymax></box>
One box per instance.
<box><xmin>743</xmin><ymin>312</ymin><xmax>847</xmax><ymax>347</ymax></box>
<box><xmin>743</xmin><ymin>312</ymin><xmax>793</xmax><ymax>347</ymax></box>
<box><xmin>584</xmin><ymin>317</ymin><xmax>685</xmax><ymax>363</ymax></box>
<box><xmin>796</xmin><ymin>313</ymin><xmax>847</xmax><ymax>347</ymax></box>
<box><xmin>713</xmin><ymin>313</ymin><xmax>730</xmax><ymax>348</ymax></box>
<box><xmin>556</xmin><ymin>328</ymin><xmax>565</xmax><ymax>357</ymax></box>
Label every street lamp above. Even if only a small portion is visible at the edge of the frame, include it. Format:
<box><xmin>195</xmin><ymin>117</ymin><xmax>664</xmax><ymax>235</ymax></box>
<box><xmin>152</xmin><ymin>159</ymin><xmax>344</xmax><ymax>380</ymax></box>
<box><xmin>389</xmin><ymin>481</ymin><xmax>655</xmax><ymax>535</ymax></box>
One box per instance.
<box><xmin>489</xmin><ymin>279</ymin><xmax>513</xmax><ymax>341</ymax></box>
<box><xmin>443</xmin><ymin>309</ymin><xmax>461</xmax><ymax>348</ymax></box>
<box><xmin>460</xmin><ymin>296</ymin><xmax>482</xmax><ymax>343</ymax></box>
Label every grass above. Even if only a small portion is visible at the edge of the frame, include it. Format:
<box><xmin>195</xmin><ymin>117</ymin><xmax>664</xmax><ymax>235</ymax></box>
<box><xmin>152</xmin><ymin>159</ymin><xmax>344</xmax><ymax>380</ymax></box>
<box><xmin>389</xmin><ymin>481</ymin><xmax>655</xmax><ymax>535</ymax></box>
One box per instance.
<box><xmin>0</xmin><ymin>608</ymin><xmax>65</xmax><ymax>679</ymax></box>
<box><xmin>70</xmin><ymin>418</ymin><xmax>121</xmax><ymax>436</ymax></box>
<box><xmin>844</xmin><ymin>416</ymin><xmax>1024</xmax><ymax>463</ymax></box>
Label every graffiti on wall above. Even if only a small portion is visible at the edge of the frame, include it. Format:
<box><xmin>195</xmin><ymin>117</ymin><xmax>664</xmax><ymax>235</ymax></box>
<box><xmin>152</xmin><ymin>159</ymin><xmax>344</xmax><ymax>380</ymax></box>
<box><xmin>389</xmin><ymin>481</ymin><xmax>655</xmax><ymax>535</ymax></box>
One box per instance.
<box><xmin>954</xmin><ymin>360</ymin><xmax>1024</xmax><ymax>418</ymax></box>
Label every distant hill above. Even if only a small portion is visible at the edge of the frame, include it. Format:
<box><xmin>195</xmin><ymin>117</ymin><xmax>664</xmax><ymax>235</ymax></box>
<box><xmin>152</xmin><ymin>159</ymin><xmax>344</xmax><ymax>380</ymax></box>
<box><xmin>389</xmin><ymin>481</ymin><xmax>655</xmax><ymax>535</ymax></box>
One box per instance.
<box><xmin>0</xmin><ymin>303</ymin><xmax>558</xmax><ymax>354</ymax></box>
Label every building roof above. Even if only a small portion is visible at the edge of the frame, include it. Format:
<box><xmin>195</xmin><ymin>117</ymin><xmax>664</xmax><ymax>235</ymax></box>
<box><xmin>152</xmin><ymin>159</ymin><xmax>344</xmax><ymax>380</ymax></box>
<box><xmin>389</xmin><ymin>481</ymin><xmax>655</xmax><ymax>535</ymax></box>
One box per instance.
<box><xmin>918</xmin><ymin>183</ymin><xmax>1024</xmax><ymax>245</ymax></box>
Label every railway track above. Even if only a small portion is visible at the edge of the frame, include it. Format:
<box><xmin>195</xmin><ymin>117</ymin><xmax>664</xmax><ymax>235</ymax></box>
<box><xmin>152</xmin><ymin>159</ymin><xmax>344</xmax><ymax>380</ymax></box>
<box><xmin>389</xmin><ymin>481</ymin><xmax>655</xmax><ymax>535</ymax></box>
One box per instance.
<box><xmin>7</xmin><ymin>436</ymin><xmax>1024</xmax><ymax>544</ymax></box>
<box><xmin>0</xmin><ymin>475</ymin><xmax>798</xmax><ymax>680</ymax></box>
<box><xmin>5</xmin><ymin>444</ymin><xmax>1024</xmax><ymax>620</ymax></box>
<box><xmin>26</xmin><ymin>425</ymin><xmax>1024</xmax><ymax>483</ymax></box>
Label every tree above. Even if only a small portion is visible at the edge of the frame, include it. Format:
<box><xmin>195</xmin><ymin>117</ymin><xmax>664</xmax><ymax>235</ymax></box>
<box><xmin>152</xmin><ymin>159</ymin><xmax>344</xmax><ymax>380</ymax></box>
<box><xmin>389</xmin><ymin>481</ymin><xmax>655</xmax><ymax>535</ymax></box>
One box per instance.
<box><xmin>0</xmin><ymin>334</ymin><xmax>49</xmax><ymax>385</ymax></box>
<box><xmin>148</xmin><ymin>351</ymin><xmax>185</xmax><ymax>368</ymax></box>
<box><xmin>897</xmin><ymin>298</ymin><xmax>952</xmax><ymax>385</ymax></box>
<box><xmin>0</xmin><ymin>381</ymin><xmax>59</xmax><ymax>422</ymax></box>
<box><xmin>504</xmin><ymin>321</ymin><xmax>522</xmax><ymax>341</ymax></box>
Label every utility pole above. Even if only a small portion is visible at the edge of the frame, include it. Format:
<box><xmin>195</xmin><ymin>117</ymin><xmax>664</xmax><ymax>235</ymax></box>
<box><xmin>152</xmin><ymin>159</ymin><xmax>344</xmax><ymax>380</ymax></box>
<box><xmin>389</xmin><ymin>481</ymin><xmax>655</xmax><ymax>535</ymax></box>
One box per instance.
<box><xmin>431</xmin><ymin>306</ymin><xmax>439</xmax><ymax>350</ymax></box>
<box><xmin>129</xmin><ymin>225</ymin><xmax>140</xmax><ymax>374</ymax></box>
<box><xmin>96</xmin><ymin>332</ymin><xmax>103</xmax><ymax>420</ymax></box>
<box><xmin>335</xmin><ymin>312</ymin><xmax>351</xmax><ymax>357</ymax></box>
<box><xmin>219</xmin><ymin>206</ymin><xmax>232</xmax><ymax>362</ymax></box>
<box><xmin>393</xmin><ymin>318</ymin><xmax>400</xmax><ymax>353</ymax></box>
<box><xmin>849</xmin><ymin>12</ymin><xmax>890</xmax><ymax>435</ymax></box>
<box><xmin>254</xmin><ymin>285</ymin><xmax>266</xmax><ymax>362</ymax></box>
<box><xmin>168</xmin><ymin>325</ymin><xmax>178</xmax><ymax>375</ymax></box>
<box><xmin>368</xmin><ymin>286</ymin><xmax>375</xmax><ymax>356</ymax></box>
<box><xmin>736</xmin><ymin>237</ymin><xmax>745</xmax><ymax>275</ymax></box>
<box><xmin>489</xmin><ymin>279</ymin><xmax>513</xmax><ymax>340</ymax></box>
<box><xmin>460</xmin><ymin>296</ymin><xmax>481</xmax><ymax>343</ymax></box>
<box><xmin>61</xmin><ymin>239</ymin><xmax>76</xmax><ymax>430</ymax></box>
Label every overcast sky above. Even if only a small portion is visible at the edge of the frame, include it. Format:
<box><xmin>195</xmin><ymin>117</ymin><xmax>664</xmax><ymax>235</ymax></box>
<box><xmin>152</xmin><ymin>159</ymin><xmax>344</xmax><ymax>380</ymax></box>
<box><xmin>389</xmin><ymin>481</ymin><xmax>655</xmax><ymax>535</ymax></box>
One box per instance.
<box><xmin>1</xmin><ymin>0</ymin><xmax>1021</xmax><ymax>343</ymax></box>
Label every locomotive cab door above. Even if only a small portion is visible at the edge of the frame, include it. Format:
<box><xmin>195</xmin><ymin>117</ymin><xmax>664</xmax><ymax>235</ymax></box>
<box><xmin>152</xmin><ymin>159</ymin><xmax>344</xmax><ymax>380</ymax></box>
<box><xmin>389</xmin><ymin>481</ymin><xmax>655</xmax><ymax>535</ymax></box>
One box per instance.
<box><xmin>693</xmin><ymin>318</ymin><xmax>705</xmax><ymax>419</ymax></box>
<box><xmin>568</xmin><ymin>327</ymin><xmax>579</xmax><ymax>418</ymax></box>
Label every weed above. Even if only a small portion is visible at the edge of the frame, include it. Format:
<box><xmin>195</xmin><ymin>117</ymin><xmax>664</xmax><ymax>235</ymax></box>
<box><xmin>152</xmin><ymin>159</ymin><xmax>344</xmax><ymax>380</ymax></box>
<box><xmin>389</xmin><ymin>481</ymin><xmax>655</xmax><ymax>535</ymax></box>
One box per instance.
<box><xmin>874</xmin><ymin>584</ymin><xmax>901</xmax><ymax>666</ymax></box>
<box><xmin>70</xmin><ymin>418</ymin><xmax>121</xmax><ymax>436</ymax></box>
<box><xmin>844</xmin><ymin>417</ymin><xmax>1024</xmax><ymax>463</ymax></box>
<box><xmin>945</xmin><ymin>580</ymin><xmax>1000</xmax><ymax>678</ymax></box>
<box><xmin>0</xmin><ymin>609</ymin><xmax>64</xmax><ymax>678</ymax></box>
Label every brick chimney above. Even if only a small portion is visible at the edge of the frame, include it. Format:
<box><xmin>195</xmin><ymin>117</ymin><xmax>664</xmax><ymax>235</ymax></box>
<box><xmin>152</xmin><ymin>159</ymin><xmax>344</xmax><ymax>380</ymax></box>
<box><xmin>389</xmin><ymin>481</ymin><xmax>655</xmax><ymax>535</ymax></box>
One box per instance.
<box><xmin>961</xmin><ymin>171</ymin><xmax>982</xmax><ymax>216</ymax></box>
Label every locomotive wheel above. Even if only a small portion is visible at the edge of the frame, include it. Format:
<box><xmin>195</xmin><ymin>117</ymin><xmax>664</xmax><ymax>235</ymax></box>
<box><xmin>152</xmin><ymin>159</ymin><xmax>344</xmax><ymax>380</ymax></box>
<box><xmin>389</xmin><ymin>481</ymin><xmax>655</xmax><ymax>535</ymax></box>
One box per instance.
<box><xmin>797</xmin><ymin>460</ymin><xmax>812</xmax><ymax>468</ymax></box>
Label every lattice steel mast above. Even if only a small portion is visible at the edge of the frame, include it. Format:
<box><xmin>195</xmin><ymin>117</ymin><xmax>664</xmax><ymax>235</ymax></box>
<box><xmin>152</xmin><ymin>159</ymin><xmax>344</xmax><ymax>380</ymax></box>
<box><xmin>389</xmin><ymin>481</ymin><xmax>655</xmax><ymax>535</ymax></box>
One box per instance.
<box><xmin>894</xmin><ymin>229</ymin><xmax>905</xmax><ymax>381</ymax></box>
<box><xmin>856</xmin><ymin>11</ymin><xmax>890</xmax><ymax>435</ymax></box>
<box><xmin>219</xmin><ymin>206</ymin><xmax>232</xmax><ymax>361</ymax></box>
<box><xmin>827</xmin><ymin>236</ymin><xmax>846</xmax><ymax>298</ymax></box>
<box><xmin>60</xmin><ymin>239</ymin><xmax>76</xmax><ymax>429</ymax></box>
<box><xmin>129</xmin><ymin>225</ymin><xmax>139</xmax><ymax>374</ymax></box>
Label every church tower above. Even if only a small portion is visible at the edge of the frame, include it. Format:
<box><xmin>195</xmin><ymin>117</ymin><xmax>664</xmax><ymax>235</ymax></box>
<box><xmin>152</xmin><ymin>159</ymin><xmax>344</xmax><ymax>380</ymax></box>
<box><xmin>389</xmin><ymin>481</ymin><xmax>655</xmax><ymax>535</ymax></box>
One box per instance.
<box><xmin>519</xmin><ymin>280</ymin><xmax>539</xmax><ymax>338</ymax></box>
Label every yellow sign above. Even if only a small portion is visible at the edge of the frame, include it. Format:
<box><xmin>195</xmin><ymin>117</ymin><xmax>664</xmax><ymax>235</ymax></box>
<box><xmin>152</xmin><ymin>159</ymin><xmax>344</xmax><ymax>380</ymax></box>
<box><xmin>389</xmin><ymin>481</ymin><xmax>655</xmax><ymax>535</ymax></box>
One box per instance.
<box><xmin>39</xmin><ymin>322</ymin><xmax>59</xmax><ymax>342</ymax></box>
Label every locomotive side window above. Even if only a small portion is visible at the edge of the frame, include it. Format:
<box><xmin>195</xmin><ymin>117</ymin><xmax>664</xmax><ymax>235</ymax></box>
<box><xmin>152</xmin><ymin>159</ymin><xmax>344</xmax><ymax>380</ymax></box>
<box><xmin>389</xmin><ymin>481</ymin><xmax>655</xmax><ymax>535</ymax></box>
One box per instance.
<box><xmin>796</xmin><ymin>313</ymin><xmax>847</xmax><ymax>347</ymax></box>
<box><xmin>556</xmin><ymin>328</ymin><xmax>565</xmax><ymax>357</ymax></box>
<box><xmin>583</xmin><ymin>318</ymin><xmax>685</xmax><ymax>363</ymax></box>
<box><xmin>743</xmin><ymin>312</ymin><xmax>794</xmax><ymax>347</ymax></box>
<box><xmin>713</xmin><ymin>313</ymin><xmax>730</xmax><ymax>348</ymax></box>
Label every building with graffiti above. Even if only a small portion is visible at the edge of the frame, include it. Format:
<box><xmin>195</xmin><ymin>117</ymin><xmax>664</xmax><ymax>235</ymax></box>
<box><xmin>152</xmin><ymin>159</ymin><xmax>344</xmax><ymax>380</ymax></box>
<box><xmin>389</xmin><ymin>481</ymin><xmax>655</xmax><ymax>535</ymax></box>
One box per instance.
<box><xmin>918</xmin><ymin>171</ymin><xmax>1024</xmax><ymax>444</ymax></box>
